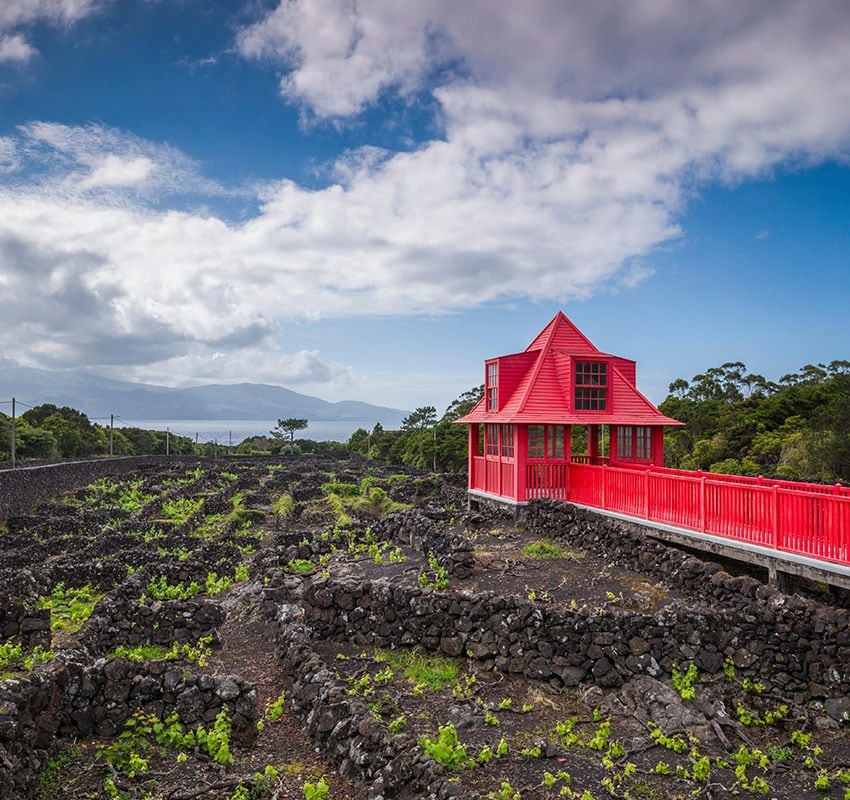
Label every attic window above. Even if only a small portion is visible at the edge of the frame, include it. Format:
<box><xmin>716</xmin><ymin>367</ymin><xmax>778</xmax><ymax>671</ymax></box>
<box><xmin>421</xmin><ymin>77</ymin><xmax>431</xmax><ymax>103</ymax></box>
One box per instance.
<box><xmin>575</xmin><ymin>360</ymin><xmax>607</xmax><ymax>411</ymax></box>
<box><xmin>487</xmin><ymin>362</ymin><xmax>498</xmax><ymax>410</ymax></box>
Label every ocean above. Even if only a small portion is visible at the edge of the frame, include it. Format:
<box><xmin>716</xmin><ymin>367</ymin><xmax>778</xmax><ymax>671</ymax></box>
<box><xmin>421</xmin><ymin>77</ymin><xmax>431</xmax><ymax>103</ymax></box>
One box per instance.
<box><xmin>114</xmin><ymin>419</ymin><xmax>378</xmax><ymax>444</ymax></box>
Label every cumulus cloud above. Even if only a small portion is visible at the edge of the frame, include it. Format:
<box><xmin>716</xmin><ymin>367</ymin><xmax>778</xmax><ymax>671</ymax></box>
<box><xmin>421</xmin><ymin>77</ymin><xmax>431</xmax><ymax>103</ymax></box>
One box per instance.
<box><xmin>0</xmin><ymin>0</ymin><xmax>102</xmax><ymax>63</ymax></box>
<box><xmin>3</xmin><ymin>1</ymin><xmax>850</xmax><ymax>387</ymax></box>
<box><xmin>0</xmin><ymin>33</ymin><xmax>36</xmax><ymax>63</ymax></box>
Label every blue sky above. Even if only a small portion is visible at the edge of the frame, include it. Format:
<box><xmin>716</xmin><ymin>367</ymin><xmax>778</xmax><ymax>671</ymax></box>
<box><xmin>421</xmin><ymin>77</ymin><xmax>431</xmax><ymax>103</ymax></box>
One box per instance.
<box><xmin>0</xmin><ymin>1</ymin><xmax>849</xmax><ymax>414</ymax></box>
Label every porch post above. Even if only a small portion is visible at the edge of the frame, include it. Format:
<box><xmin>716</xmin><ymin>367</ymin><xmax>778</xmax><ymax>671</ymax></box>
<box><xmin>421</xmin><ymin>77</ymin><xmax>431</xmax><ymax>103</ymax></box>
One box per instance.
<box><xmin>515</xmin><ymin>425</ymin><xmax>528</xmax><ymax>502</ymax></box>
<box><xmin>468</xmin><ymin>424</ymin><xmax>477</xmax><ymax>488</ymax></box>
<box><xmin>651</xmin><ymin>427</ymin><xmax>665</xmax><ymax>467</ymax></box>
<box><xmin>610</xmin><ymin>425</ymin><xmax>619</xmax><ymax>463</ymax></box>
<box><xmin>589</xmin><ymin>425</ymin><xmax>600</xmax><ymax>463</ymax></box>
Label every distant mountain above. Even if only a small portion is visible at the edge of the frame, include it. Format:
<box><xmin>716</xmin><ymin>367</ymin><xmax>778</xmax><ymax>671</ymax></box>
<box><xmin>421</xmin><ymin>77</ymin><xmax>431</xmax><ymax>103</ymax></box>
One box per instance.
<box><xmin>0</xmin><ymin>364</ymin><xmax>407</xmax><ymax>427</ymax></box>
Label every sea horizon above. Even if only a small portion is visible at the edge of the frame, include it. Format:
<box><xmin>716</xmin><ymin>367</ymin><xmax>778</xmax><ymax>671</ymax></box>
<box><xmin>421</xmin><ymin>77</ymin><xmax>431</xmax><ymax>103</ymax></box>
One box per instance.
<box><xmin>113</xmin><ymin>419</ymin><xmax>382</xmax><ymax>444</ymax></box>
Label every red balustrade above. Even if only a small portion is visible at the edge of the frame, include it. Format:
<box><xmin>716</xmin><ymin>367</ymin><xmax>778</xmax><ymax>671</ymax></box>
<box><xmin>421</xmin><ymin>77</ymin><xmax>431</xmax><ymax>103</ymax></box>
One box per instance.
<box><xmin>527</xmin><ymin>462</ymin><xmax>568</xmax><ymax>500</ymax></box>
<box><xmin>564</xmin><ymin>463</ymin><xmax>850</xmax><ymax>566</ymax></box>
<box><xmin>474</xmin><ymin>457</ymin><xmax>849</xmax><ymax>567</ymax></box>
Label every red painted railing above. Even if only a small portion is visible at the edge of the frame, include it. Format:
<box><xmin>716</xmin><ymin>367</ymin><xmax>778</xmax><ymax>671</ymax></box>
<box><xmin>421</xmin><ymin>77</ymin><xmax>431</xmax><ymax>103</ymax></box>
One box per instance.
<box><xmin>527</xmin><ymin>463</ymin><xmax>568</xmax><ymax>500</ymax></box>
<box><xmin>470</xmin><ymin>458</ymin><xmax>850</xmax><ymax>566</ymax></box>
<box><xmin>567</xmin><ymin>463</ymin><xmax>850</xmax><ymax>567</ymax></box>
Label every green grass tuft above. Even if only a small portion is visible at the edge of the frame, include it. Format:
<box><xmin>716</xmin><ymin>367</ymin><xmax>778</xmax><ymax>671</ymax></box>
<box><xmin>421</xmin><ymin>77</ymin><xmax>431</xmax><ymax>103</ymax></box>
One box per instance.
<box><xmin>374</xmin><ymin>648</ymin><xmax>459</xmax><ymax>691</ymax></box>
<box><xmin>521</xmin><ymin>540</ymin><xmax>584</xmax><ymax>560</ymax></box>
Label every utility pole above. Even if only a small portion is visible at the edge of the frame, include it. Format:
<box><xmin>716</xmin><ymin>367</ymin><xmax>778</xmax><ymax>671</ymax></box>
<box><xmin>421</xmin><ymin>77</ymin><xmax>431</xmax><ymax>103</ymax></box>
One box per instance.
<box><xmin>229</xmin><ymin>429</ymin><xmax>232</xmax><ymax>454</ymax></box>
<box><xmin>109</xmin><ymin>413</ymin><xmax>114</xmax><ymax>457</ymax></box>
<box><xmin>166</xmin><ymin>427</ymin><xmax>170</xmax><ymax>456</ymax></box>
<box><xmin>10</xmin><ymin>397</ymin><xmax>16</xmax><ymax>469</ymax></box>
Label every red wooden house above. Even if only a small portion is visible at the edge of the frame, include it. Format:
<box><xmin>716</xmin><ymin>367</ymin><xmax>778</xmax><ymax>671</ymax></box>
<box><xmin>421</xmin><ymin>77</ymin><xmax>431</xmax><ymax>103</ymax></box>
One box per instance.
<box><xmin>457</xmin><ymin>311</ymin><xmax>682</xmax><ymax>509</ymax></box>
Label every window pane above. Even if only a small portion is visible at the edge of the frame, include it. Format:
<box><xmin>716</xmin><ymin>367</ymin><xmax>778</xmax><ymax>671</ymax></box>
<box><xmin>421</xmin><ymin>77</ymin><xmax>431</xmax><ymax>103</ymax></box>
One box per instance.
<box><xmin>528</xmin><ymin>425</ymin><xmax>544</xmax><ymax>458</ymax></box>
<box><xmin>576</xmin><ymin>361</ymin><xmax>608</xmax><ymax>386</ymax></box>
<box><xmin>575</xmin><ymin>387</ymin><xmax>607</xmax><ymax>410</ymax></box>
<box><xmin>501</xmin><ymin>424</ymin><xmax>514</xmax><ymax>458</ymax></box>
<box><xmin>618</xmin><ymin>426</ymin><xmax>633</xmax><ymax>459</ymax></box>
<box><xmin>547</xmin><ymin>425</ymin><xmax>564</xmax><ymax>458</ymax></box>
<box><xmin>636</xmin><ymin>427</ymin><xmax>652</xmax><ymax>460</ymax></box>
<box><xmin>486</xmin><ymin>363</ymin><xmax>498</xmax><ymax>410</ymax></box>
<box><xmin>486</xmin><ymin>423</ymin><xmax>499</xmax><ymax>456</ymax></box>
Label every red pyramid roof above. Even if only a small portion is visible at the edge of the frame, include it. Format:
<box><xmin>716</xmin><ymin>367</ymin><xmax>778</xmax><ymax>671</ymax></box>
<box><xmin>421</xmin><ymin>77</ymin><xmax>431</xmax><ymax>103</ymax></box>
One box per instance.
<box><xmin>457</xmin><ymin>311</ymin><xmax>682</xmax><ymax>426</ymax></box>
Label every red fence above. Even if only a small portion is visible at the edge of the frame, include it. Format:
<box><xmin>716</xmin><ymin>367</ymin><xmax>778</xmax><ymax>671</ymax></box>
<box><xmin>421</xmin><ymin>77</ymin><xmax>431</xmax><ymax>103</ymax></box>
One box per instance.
<box><xmin>567</xmin><ymin>463</ymin><xmax>850</xmax><ymax>567</ymax></box>
<box><xmin>527</xmin><ymin>463</ymin><xmax>568</xmax><ymax>500</ymax></box>
<box><xmin>470</xmin><ymin>458</ymin><xmax>850</xmax><ymax>566</ymax></box>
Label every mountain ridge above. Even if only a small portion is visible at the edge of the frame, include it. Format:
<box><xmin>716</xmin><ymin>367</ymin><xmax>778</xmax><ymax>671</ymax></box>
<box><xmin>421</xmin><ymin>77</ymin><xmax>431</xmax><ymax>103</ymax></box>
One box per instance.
<box><xmin>0</xmin><ymin>364</ymin><xmax>407</xmax><ymax>426</ymax></box>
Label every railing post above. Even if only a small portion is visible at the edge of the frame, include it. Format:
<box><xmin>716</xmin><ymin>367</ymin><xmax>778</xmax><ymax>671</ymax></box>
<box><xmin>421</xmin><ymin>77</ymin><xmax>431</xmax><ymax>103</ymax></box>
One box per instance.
<box><xmin>699</xmin><ymin>474</ymin><xmax>706</xmax><ymax>533</ymax></box>
<box><xmin>601</xmin><ymin>464</ymin><xmax>607</xmax><ymax>509</ymax></box>
<box><xmin>771</xmin><ymin>484</ymin><xmax>780</xmax><ymax>551</ymax></box>
<box><xmin>644</xmin><ymin>469</ymin><xmax>651</xmax><ymax>519</ymax></box>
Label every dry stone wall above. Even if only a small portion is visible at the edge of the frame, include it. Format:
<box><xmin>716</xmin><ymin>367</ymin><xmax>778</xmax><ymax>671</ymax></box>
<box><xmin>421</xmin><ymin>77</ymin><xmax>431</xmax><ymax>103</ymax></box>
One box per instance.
<box><xmin>526</xmin><ymin>500</ymin><xmax>850</xmax><ymax>699</ymax></box>
<box><xmin>0</xmin><ymin>577</ymin><xmax>253</xmax><ymax>799</ymax></box>
<box><xmin>0</xmin><ymin>457</ymin><xmax>173</xmax><ymax>519</ymax></box>
<box><xmin>273</xmin><ymin>603</ymin><xmax>457</xmax><ymax>800</ymax></box>
<box><xmin>266</xmin><ymin>569</ymin><xmax>850</xmax><ymax>704</ymax></box>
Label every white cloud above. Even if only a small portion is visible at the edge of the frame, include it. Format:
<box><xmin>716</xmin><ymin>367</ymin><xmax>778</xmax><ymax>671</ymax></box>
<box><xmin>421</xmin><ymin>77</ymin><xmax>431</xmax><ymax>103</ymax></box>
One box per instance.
<box><xmin>0</xmin><ymin>0</ymin><xmax>102</xmax><ymax>65</ymax></box>
<box><xmin>0</xmin><ymin>0</ymin><xmax>101</xmax><ymax>30</ymax></box>
<box><xmin>0</xmin><ymin>137</ymin><xmax>19</xmax><ymax>171</ymax></box>
<box><xmin>0</xmin><ymin>33</ymin><xmax>36</xmax><ymax>62</ymax></box>
<box><xmin>3</xmin><ymin>2</ymin><xmax>850</xmax><ymax>389</ymax></box>
<box><xmin>79</xmin><ymin>155</ymin><xmax>154</xmax><ymax>189</ymax></box>
<box><xmin>16</xmin><ymin>122</ymin><xmax>223</xmax><ymax>198</ymax></box>
<box><xmin>237</xmin><ymin>0</ymin><xmax>439</xmax><ymax>118</ymax></box>
<box><xmin>118</xmin><ymin>347</ymin><xmax>354</xmax><ymax>390</ymax></box>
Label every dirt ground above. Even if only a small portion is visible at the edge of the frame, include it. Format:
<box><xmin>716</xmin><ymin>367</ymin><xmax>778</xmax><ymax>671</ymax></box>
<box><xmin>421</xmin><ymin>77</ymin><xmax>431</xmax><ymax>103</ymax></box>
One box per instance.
<box><xmin>4</xmin><ymin>456</ymin><xmax>848</xmax><ymax>800</ymax></box>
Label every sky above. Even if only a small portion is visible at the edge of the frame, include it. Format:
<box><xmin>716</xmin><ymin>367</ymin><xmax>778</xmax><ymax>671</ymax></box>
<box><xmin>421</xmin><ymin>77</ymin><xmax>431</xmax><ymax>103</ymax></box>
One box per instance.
<box><xmin>0</xmin><ymin>0</ymin><xmax>849</xmax><ymax>415</ymax></box>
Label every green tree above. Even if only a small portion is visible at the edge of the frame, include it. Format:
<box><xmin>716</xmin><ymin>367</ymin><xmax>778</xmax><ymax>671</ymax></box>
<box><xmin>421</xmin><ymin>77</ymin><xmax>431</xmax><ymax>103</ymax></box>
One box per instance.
<box><xmin>22</xmin><ymin>404</ymin><xmax>102</xmax><ymax>457</ymax></box>
<box><xmin>15</xmin><ymin>421</ymin><xmax>58</xmax><ymax>458</ymax></box>
<box><xmin>347</xmin><ymin>428</ymin><xmax>370</xmax><ymax>455</ymax></box>
<box><xmin>271</xmin><ymin>418</ymin><xmax>309</xmax><ymax>442</ymax></box>
<box><xmin>660</xmin><ymin>361</ymin><xmax>850</xmax><ymax>483</ymax></box>
<box><xmin>402</xmin><ymin>406</ymin><xmax>437</xmax><ymax>430</ymax></box>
